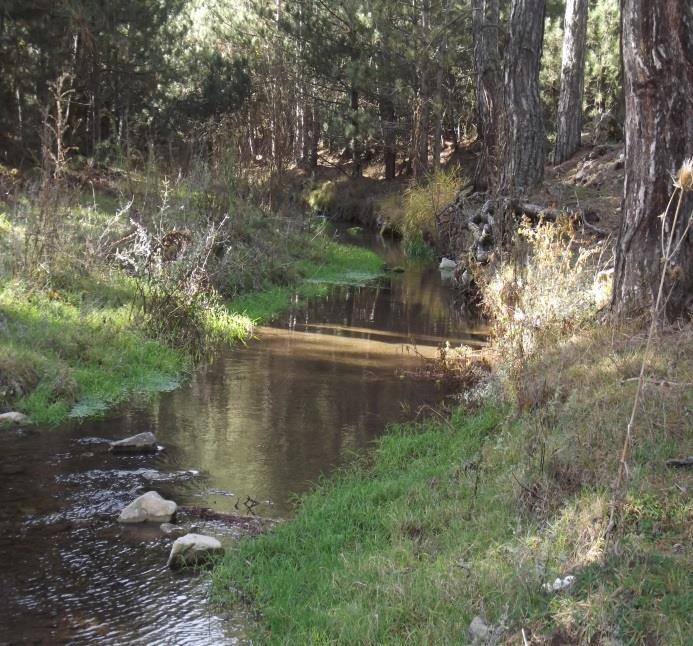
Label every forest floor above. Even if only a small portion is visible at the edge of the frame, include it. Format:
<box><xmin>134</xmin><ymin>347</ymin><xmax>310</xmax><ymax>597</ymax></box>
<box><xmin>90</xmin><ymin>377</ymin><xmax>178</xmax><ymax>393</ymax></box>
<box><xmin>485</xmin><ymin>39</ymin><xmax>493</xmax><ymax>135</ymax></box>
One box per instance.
<box><xmin>212</xmin><ymin>144</ymin><xmax>692</xmax><ymax>644</ymax></box>
<box><xmin>0</xmin><ymin>164</ymin><xmax>384</xmax><ymax>425</ymax></box>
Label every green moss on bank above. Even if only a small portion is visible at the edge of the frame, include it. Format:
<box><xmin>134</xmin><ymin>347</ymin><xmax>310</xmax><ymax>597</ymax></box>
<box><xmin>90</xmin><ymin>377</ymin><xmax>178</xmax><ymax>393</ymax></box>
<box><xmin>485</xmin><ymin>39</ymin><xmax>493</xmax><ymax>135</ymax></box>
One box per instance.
<box><xmin>228</xmin><ymin>238</ymin><xmax>384</xmax><ymax>322</ymax></box>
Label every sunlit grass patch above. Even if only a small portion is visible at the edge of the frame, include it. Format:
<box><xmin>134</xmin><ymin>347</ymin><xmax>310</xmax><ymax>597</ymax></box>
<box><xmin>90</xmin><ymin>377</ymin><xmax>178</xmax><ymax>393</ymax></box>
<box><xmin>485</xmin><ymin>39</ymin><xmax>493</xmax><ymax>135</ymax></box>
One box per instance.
<box><xmin>0</xmin><ymin>280</ymin><xmax>188</xmax><ymax>424</ymax></box>
<box><xmin>227</xmin><ymin>238</ymin><xmax>384</xmax><ymax>323</ymax></box>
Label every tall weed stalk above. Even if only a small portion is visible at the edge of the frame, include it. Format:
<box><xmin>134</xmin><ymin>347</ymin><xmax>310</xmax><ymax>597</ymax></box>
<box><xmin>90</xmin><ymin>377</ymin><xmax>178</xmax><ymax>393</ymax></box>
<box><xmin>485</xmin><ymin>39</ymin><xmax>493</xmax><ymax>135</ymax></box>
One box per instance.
<box><xmin>606</xmin><ymin>159</ymin><xmax>693</xmax><ymax>538</ymax></box>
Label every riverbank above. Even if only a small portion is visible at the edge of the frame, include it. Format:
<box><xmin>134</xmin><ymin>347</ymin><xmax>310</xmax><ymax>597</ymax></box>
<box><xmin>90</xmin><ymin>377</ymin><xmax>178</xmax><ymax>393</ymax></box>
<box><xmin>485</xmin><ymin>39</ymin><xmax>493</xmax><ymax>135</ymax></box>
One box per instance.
<box><xmin>0</xmin><ymin>166</ymin><xmax>384</xmax><ymax>426</ymax></box>
<box><xmin>0</xmin><ymin>238</ymin><xmax>383</xmax><ymax>426</ymax></box>
<box><xmin>212</xmin><ymin>321</ymin><xmax>691</xmax><ymax>644</ymax></box>
<box><xmin>211</xmin><ymin>157</ymin><xmax>691</xmax><ymax>643</ymax></box>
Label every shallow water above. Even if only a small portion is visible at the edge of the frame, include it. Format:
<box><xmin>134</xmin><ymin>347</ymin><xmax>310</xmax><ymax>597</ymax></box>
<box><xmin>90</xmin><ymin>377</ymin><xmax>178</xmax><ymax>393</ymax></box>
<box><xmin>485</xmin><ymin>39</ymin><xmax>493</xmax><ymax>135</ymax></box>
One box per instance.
<box><xmin>0</xmin><ymin>233</ymin><xmax>484</xmax><ymax>644</ymax></box>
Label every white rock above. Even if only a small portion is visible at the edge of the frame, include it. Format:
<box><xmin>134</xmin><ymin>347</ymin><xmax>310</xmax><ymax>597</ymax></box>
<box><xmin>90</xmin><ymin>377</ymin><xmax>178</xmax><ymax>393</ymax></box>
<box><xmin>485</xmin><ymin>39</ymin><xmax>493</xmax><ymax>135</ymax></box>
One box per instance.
<box><xmin>439</xmin><ymin>257</ymin><xmax>457</xmax><ymax>270</ymax></box>
<box><xmin>110</xmin><ymin>432</ymin><xmax>158</xmax><ymax>453</ymax></box>
<box><xmin>543</xmin><ymin>574</ymin><xmax>576</xmax><ymax>593</ymax></box>
<box><xmin>468</xmin><ymin>616</ymin><xmax>490</xmax><ymax>643</ymax></box>
<box><xmin>167</xmin><ymin>533</ymin><xmax>223</xmax><ymax>569</ymax></box>
<box><xmin>118</xmin><ymin>491</ymin><xmax>177</xmax><ymax>524</ymax></box>
<box><xmin>0</xmin><ymin>412</ymin><xmax>31</xmax><ymax>426</ymax></box>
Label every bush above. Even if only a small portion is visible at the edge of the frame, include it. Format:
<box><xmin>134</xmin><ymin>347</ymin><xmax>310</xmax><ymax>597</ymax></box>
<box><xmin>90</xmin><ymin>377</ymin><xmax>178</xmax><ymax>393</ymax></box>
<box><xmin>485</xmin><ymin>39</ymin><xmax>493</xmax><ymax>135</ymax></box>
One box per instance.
<box><xmin>479</xmin><ymin>216</ymin><xmax>607</xmax><ymax>364</ymax></box>
<box><xmin>375</xmin><ymin>169</ymin><xmax>462</xmax><ymax>255</ymax></box>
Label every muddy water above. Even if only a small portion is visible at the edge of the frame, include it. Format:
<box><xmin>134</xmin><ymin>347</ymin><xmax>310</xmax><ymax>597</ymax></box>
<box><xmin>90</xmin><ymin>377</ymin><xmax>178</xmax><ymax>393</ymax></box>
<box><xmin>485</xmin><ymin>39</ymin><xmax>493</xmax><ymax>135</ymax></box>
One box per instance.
<box><xmin>0</xmin><ymin>234</ymin><xmax>485</xmax><ymax>644</ymax></box>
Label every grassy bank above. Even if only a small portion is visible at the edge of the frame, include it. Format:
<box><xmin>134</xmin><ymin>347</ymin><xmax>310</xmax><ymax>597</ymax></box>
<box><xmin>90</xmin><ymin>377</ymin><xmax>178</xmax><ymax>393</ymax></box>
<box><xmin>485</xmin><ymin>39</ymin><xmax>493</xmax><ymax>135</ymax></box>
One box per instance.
<box><xmin>228</xmin><ymin>238</ymin><xmax>385</xmax><ymax>322</ymax></box>
<box><xmin>0</xmin><ymin>236</ymin><xmax>383</xmax><ymax>426</ymax></box>
<box><xmin>0</xmin><ymin>164</ymin><xmax>384</xmax><ymax>426</ymax></box>
<box><xmin>212</xmin><ymin>215</ymin><xmax>691</xmax><ymax>644</ymax></box>
<box><xmin>212</xmin><ymin>324</ymin><xmax>691</xmax><ymax>644</ymax></box>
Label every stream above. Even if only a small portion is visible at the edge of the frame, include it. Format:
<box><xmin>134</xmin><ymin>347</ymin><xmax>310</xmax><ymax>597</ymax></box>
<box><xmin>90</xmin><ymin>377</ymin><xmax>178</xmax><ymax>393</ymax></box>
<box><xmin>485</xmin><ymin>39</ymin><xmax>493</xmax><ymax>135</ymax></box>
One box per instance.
<box><xmin>0</xmin><ymin>233</ymin><xmax>485</xmax><ymax>644</ymax></box>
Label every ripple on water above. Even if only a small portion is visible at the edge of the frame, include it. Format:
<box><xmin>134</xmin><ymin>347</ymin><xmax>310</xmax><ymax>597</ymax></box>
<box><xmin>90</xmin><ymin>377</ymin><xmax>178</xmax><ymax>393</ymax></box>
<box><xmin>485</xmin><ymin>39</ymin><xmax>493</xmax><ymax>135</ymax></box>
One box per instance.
<box><xmin>0</xmin><ymin>239</ymin><xmax>485</xmax><ymax>643</ymax></box>
<box><xmin>6</xmin><ymin>523</ymin><xmax>241</xmax><ymax>644</ymax></box>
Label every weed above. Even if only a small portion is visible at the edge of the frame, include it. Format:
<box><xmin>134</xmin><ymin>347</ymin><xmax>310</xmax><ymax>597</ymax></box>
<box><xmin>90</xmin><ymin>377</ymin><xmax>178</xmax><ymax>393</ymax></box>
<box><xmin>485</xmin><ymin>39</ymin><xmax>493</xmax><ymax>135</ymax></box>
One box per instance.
<box><xmin>375</xmin><ymin>169</ymin><xmax>462</xmax><ymax>258</ymax></box>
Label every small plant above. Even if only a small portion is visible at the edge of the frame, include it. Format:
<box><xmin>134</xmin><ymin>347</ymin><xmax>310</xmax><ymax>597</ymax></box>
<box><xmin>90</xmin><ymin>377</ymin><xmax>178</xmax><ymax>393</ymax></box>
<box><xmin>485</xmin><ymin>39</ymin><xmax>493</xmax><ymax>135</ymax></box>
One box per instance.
<box><xmin>23</xmin><ymin>73</ymin><xmax>76</xmax><ymax>277</ymax></box>
<box><xmin>374</xmin><ymin>169</ymin><xmax>463</xmax><ymax>256</ymax></box>
<box><xmin>480</xmin><ymin>215</ymin><xmax>605</xmax><ymax>363</ymax></box>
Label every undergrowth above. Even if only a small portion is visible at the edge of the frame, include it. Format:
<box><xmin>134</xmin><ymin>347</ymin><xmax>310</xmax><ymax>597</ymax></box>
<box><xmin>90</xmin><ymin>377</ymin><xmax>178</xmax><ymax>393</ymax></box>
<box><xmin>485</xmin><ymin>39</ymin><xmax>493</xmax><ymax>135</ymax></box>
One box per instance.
<box><xmin>375</xmin><ymin>169</ymin><xmax>462</xmax><ymax>258</ymax></box>
<box><xmin>211</xmin><ymin>178</ymin><xmax>691</xmax><ymax>644</ymax></box>
<box><xmin>0</xmin><ymin>157</ymin><xmax>382</xmax><ymax>424</ymax></box>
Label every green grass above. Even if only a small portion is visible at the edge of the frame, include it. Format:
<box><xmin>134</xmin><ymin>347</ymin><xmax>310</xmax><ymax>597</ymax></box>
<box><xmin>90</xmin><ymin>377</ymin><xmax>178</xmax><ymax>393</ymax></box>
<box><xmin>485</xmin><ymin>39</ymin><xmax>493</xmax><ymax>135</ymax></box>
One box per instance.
<box><xmin>0</xmin><ymin>276</ymin><xmax>253</xmax><ymax>425</ymax></box>
<box><xmin>212</xmin><ymin>325</ymin><xmax>692</xmax><ymax>644</ymax></box>
<box><xmin>228</xmin><ymin>238</ymin><xmax>384</xmax><ymax>323</ymax></box>
<box><xmin>0</xmin><ymin>279</ymin><xmax>184</xmax><ymax>424</ymax></box>
<box><xmin>212</xmin><ymin>406</ymin><xmax>510</xmax><ymax>644</ymax></box>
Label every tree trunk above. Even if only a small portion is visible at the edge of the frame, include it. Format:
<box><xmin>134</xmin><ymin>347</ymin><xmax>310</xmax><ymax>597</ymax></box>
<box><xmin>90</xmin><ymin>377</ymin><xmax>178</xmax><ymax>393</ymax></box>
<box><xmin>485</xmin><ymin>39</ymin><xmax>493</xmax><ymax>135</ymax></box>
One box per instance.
<box><xmin>611</xmin><ymin>0</ymin><xmax>693</xmax><ymax>320</ymax></box>
<box><xmin>501</xmin><ymin>0</ymin><xmax>546</xmax><ymax>193</ymax></box>
<box><xmin>301</xmin><ymin>102</ymin><xmax>312</xmax><ymax>168</ymax></box>
<box><xmin>351</xmin><ymin>83</ymin><xmax>362</xmax><ymax>178</ymax></box>
<box><xmin>380</xmin><ymin>91</ymin><xmax>396</xmax><ymax>180</ymax></box>
<box><xmin>412</xmin><ymin>74</ymin><xmax>430</xmax><ymax>180</ymax></box>
<box><xmin>310</xmin><ymin>98</ymin><xmax>319</xmax><ymax>170</ymax></box>
<box><xmin>553</xmin><ymin>0</ymin><xmax>588</xmax><ymax>165</ymax></box>
<box><xmin>431</xmin><ymin>64</ymin><xmax>445</xmax><ymax>172</ymax></box>
<box><xmin>412</xmin><ymin>0</ymin><xmax>431</xmax><ymax>181</ymax></box>
<box><xmin>472</xmin><ymin>0</ymin><xmax>503</xmax><ymax>190</ymax></box>
<box><xmin>432</xmin><ymin>0</ymin><xmax>450</xmax><ymax>172</ymax></box>
<box><xmin>431</xmin><ymin>97</ymin><xmax>444</xmax><ymax>172</ymax></box>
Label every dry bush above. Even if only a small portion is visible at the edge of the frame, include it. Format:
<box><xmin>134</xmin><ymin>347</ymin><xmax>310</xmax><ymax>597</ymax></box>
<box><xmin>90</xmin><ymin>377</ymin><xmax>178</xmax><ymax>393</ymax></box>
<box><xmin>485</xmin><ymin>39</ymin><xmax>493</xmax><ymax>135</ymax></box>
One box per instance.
<box><xmin>374</xmin><ymin>169</ymin><xmax>462</xmax><ymax>251</ymax></box>
<box><xmin>114</xmin><ymin>206</ymin><xmax>248</xmax><ymax>355</ymax></box>
<box><xmin>479</xmin><ymin>216</ymin><xmax>608</xmax><ymax>370</ymax></box>
<box><xmin>401</xmin><ymin>342</ymin><xmax>492</xmax><ymax>390</ymax></box>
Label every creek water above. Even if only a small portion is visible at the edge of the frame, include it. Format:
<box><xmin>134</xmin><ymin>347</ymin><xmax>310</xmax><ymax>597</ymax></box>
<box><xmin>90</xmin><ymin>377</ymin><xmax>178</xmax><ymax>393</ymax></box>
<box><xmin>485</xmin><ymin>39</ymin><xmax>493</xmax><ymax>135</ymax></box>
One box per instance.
<box><xmin>0</xmin><ymin>233</ymin><xmax>485</xmax><ymax>645</ymax></box>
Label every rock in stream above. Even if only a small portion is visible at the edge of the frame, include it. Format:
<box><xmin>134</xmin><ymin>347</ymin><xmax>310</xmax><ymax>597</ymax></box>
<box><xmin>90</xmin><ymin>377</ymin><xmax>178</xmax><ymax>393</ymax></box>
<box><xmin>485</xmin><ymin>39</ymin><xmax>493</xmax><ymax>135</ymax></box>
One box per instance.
<box><xmin>167</xmin><ymin>533</ymin><xmax>223</xmax><ymax>569</ymax></box>
<box><xmin>109</xmin><ymin>432</ymin><xmax>159</xmax><ymax>453</ymax></box>
<box><xmin>118</xmin><ymin>491</ymin><xmax>177</xmax><ymax>523</ymax></box>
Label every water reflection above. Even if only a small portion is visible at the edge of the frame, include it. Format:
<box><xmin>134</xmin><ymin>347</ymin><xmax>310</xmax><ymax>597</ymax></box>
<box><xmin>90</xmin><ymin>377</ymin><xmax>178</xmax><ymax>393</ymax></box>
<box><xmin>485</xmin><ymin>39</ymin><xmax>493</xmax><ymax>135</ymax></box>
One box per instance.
<box><xmin>0</xmin><ymin>234</ymin><xmax>485</xmax><ymax>644</ymax></box>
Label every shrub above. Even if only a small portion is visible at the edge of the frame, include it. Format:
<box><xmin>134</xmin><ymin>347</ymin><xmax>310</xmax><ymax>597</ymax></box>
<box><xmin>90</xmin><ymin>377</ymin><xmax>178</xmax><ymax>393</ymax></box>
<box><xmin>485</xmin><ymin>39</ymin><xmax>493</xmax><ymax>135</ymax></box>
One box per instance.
<box><xmin>375</xmin><ymin>169</ymin><xmax>462</xmax><ymax>256</ymax></box>
<box><xmin>479</xmin><ymin>215</ymin><xmax>607</xmax><ymax>364</ymax></box>
<box><xmin>305</xmin><ymin>180</ymin><xmax>337</xmax><ymax>213</ymax></box>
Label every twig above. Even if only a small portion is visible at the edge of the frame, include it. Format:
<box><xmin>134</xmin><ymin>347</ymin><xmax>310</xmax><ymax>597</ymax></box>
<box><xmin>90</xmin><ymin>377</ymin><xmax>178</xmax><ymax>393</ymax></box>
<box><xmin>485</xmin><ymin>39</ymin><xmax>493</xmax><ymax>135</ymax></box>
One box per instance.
<box><xmin>511</xmin><ymin>472</ymin><xmax>546</xmax><ymax>503</ymax></box>
<box><xmin>317</xmin><ymin>153</ymin><xmax>351</xmax><ymax>178</ymax></box>
<box><xmin>620</xmin><ymin>377</ymin><xmax>693</xmax><ymax>387</ymax></box>
<box><xmin>581</xmin><ymin>219</ymin><xmax>610</xmax><ymax>238</ymax></box>
<box><xmin>415</xmin><ymin>404</ymin><xmax>456</xmax><ymax>432</ymax></box>
<box><xmin>666</xmin><ymin>457</ymin><xmax>693</xmax><ymax>469</ymax></box>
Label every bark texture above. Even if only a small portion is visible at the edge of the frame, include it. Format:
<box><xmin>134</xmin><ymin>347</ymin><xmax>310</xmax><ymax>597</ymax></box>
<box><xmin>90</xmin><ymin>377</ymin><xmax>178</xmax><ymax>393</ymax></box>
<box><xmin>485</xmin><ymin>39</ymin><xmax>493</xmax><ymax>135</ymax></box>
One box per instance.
<box><xmin>350</xmin><ymin>83</ymin><xmax>362</xmax><ymax>178</ymax></box>
<box><xmin>553</xmin><ymin>0</ymin><xmax>588</xmax><ymax>165</ymax></box>
<box><xmin>472</xmin><ymin>0</ymin><xmax>503</xmax><ymax>191</ymax></box>
<box><xmin>501</xmin><ymin>0</ymin><xmax>546</xmax><ymax>193</ymax></box>
<box><xmin>612</xmin><ymin>0</ymin><xmax>693</xmax><ymax>319</ymax></box>
<box><xmin>380</xmin><ymin>92</ymin><xmax>397</xmax><ymax>180</ymax></box>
